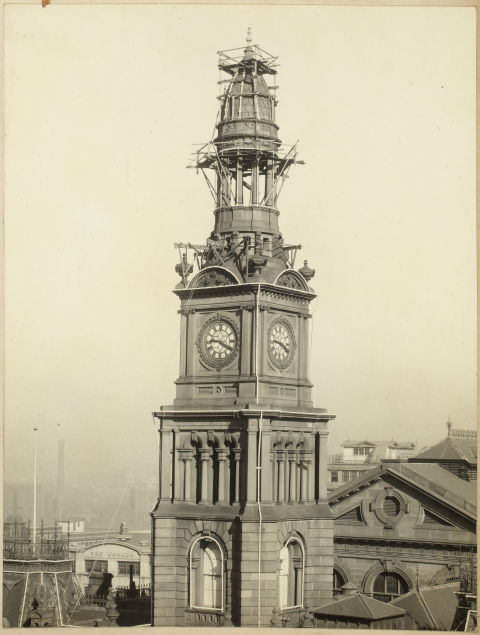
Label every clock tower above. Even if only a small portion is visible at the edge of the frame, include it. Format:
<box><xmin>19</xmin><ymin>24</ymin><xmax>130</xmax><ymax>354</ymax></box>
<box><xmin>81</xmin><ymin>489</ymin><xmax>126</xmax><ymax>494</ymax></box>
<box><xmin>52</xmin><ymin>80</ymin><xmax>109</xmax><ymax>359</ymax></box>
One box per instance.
<box><xmin>151</xmin><ymin>32</ymin><xmax>335</xmax><ymax>628</ymax></box>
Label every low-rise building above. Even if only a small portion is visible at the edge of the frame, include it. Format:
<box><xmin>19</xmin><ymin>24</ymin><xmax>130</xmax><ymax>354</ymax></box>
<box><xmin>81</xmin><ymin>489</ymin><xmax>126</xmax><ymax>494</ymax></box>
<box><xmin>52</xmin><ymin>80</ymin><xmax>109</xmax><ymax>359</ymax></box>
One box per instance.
<box><xmin>409</xmin><ymin>427</ymin><xmax>477</xmax><ymax>482</ymax></box>
<box><xmin>328</xmin><ymin>439</ymin><xmax>416</xmax><ymax>489</ymax></box>
<box><xmin>72</xmin><ymin>536</ymin><xmax>151</xmax><ymax>594</ymax></box>
<box><xmin>328</xmin><ymin>459</ymin><xmax>476</xmax><ymax>614</ymax></box>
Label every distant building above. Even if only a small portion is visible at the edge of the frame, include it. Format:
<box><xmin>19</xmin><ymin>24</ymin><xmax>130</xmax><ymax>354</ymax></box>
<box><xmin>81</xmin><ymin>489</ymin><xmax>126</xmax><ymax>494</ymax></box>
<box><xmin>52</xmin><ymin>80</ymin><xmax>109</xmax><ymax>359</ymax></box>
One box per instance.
<box><xmin>409</xmin><ymin>427</ymin><xmax>477</xmax><ymax>482</ymax></box>
<box><xmin>328</xmin><ymin>439</ymin><xmax>416</xmax><ymax>489</ymax></box>
<box><xmin>328</xmin><ymin>460</ymin><xmax>476</xmax><ymax>617</ymax></box>
<box><xmin>72</xmin><ymin>537</ymin><xmax>151</xmax><ymax>594</ymax></box>
<box><xmin>58</xmin><ymin>518</ymin><xmax>85</xmax><ymax>534</ymax></box>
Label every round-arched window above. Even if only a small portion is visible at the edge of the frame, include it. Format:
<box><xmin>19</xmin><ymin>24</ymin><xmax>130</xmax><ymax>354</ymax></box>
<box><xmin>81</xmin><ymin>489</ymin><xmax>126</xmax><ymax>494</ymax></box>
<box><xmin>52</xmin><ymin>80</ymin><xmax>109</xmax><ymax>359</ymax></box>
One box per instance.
<box><xmin>279</xmin><ymin>539</ymin><xmax>304</xmax><ymax>609</ymax></box>
<box><xmin>372</xmin><ymin>572</ymin><xmax>408</xmax><ymax>602</ymax></box>
<box><xmin>189</xmin><ymin>537</ymin><xmax>224</xmax><ymax>611</ymax></box>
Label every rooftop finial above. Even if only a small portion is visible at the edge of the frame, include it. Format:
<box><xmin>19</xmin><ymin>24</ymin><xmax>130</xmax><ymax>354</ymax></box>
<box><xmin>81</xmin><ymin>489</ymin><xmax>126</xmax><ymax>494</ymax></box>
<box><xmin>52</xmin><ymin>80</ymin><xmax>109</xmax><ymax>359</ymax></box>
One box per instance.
<box><xmin>246</xmin><ymin>27</ymin><xmax>252</xmax><ymax>44</ymax></box>
<box><xmin>446</xmin><ymin>416</ymin><xmax>452</xmax><ymax>436</ymax></box>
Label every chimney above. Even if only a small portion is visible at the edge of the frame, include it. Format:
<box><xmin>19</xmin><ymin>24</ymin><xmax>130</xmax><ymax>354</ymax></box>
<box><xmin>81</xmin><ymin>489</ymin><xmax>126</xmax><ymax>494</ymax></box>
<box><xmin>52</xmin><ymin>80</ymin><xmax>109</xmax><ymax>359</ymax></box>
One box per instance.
<box><xmin>56</xmin><ymin>440</ymin><xmax>65</xmax><ymax>520</ymax></box>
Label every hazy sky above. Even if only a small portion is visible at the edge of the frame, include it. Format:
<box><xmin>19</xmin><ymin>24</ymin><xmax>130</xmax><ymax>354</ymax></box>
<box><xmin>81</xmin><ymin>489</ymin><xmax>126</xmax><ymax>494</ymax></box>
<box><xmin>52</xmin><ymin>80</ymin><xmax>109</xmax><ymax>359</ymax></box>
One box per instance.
<box><xmin>4</xmin><ymin>5</ymin><xmax>476</xmax><ymax>486</ymax></box>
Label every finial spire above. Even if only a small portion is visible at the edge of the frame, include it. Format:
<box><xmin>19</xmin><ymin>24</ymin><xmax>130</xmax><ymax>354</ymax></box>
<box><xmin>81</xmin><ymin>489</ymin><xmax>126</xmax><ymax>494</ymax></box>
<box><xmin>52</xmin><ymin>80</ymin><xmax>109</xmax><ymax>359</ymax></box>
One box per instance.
<box><xmin>246</xmin><ymin>27</ymin><xmax>252</xmax><ymax>44</ymax></box>
<box><xmin>446</xmin><ymin>416</ymin><xmax>452</xmax><ymax>436</ymax></box>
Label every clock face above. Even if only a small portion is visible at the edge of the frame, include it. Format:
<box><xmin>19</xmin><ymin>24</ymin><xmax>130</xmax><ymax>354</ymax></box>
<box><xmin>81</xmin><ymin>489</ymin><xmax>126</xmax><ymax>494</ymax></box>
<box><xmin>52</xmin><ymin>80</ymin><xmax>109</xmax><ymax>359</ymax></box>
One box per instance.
<box><xmin>268</xmin><ymin>319</ymin><xmax>295</xmax><ymax>369</ymax></box>
<box><xmin>205</xmin><ymin>321</ymin><xmax>237</xmax><ymax>361</ymax></box>
<box><xmin>197</xmin><ymin>316</ymin><xmax>239</xmax><ymax>369</ymax></box>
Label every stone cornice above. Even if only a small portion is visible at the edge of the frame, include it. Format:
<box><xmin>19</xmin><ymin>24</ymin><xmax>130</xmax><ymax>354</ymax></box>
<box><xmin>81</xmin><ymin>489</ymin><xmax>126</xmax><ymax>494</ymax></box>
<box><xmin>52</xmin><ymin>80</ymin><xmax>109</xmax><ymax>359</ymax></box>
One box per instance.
<box><xmin>174</xmin><ymin>282</ymin><xmax>316</xmax><ymax>303</ymax></box>
<box><xmin>154</xmin><ymin>405</ymin><xmax>335</xmax><ymax>423</ymax></box>
<box><xmin>174</xmin><ymin>376</ymin><xmax>314</xmax><ymax>388</ymax></box>
<box><xmin>151</xmin><ymin>501</ymin><xmax>333</xmax><ymax>522</ymax></box>
<box><xmin>334</xmin><ymin>534</ymin><xmax>477</xmax><ymax>549</ymax></box>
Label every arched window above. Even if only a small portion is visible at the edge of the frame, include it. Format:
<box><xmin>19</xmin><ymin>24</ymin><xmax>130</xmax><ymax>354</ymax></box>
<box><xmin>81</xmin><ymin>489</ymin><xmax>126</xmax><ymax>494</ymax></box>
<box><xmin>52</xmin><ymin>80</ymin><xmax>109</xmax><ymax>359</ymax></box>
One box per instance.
<box><xmin>372</xmin><ymin>572</ymin><xmax>408</xmax><ymax>602</ymax></box>
<box><xmin>189</xmin><ymin>537</ymin><xmax>223</xmax><ymax>611</ymax></box>
<box><xmin>333</xmin><ymin>568</ymin><xmax>346</xmax><ymax>597</ymax></box>
<box><xmin>279</xmin><ymin>538</ymin><xmax>304</xmax><ymax>609</ymax></box>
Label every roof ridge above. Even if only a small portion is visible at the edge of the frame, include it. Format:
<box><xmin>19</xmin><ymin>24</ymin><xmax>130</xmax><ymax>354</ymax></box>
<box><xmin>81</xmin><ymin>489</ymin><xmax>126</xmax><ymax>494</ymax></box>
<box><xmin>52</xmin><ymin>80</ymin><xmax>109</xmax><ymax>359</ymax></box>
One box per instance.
<box><xmin>417</xmin><ymin>588</ymin><xmax>438</xmax><ymax>629</ymax></box>
<box><xmin>447</xmin><ymin>435</ymin><xmax>467</xmax><ymax>460</ymax></box>
<box><xmin>359</xmin><ymin>593</ymin><xmax>374</xmax><ymax>618</ymax></box>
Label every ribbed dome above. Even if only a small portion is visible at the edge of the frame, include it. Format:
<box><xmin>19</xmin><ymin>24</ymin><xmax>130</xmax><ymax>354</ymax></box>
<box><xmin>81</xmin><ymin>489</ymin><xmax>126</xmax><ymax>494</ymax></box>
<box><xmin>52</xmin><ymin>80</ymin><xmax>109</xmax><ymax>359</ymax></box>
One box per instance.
<box><xmin>221</xmin><ymin>72</ymin><xmax>272</xmax><ymax>122</ymax></box>
<box><xmin>5</xmin><ymin>514</ymin><xmax>24</xmax><ymax>523</ymax></box>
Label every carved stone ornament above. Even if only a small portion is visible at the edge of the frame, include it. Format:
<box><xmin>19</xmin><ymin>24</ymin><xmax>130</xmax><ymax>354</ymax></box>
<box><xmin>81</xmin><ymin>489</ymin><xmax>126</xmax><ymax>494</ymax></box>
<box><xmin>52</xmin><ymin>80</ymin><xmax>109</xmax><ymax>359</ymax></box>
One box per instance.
<box><xmin>267</xmin><ymin>317</ymin><xmax>296</xmax><ymax>370</ymax></box>
<box><xmin>197</xmin><ymin>314</ymin><xmax>240</xmax><ymax>371</ymax></box>
<box><xmin>189</xmin><ymin>267</ymin><xmax>238</xmax><ymax>289</ymax></box>
<box><xmin>276</xmin><ymin>269</ymin><xmax>310</xmax><ymax>291</ymax></box>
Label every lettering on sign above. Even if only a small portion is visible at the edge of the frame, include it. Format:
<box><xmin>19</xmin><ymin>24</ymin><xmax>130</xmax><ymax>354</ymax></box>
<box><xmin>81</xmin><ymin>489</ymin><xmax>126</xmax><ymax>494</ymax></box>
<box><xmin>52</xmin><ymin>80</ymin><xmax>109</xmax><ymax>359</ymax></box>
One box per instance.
<box><xmin>85</xmin><ymin>549</ymin><xmax>139</xmax><ymax>559</ymax></box>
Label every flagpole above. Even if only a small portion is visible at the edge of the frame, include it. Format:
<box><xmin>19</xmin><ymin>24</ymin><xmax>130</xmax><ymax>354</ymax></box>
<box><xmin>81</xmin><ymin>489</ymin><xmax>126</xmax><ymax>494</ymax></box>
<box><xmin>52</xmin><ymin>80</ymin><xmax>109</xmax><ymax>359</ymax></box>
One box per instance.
<box><xmin>33</xmin><ymin>427</ymin><xmax>38</xmax><ymax>550</ymax></box>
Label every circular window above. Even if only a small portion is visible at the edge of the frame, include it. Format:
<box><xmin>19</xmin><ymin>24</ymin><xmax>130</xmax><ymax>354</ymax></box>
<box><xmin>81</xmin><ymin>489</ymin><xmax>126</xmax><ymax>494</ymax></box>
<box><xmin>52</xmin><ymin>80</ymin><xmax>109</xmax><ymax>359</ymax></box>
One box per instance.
<box><xmin>383</xmin><ymin>496</ymin><xmax>401</xmax><ymax>517</ymax></box>
<box><xmin>370</xmin><ymin>490</ymin><xmax>408</xmax><ymax>527</ymax></box>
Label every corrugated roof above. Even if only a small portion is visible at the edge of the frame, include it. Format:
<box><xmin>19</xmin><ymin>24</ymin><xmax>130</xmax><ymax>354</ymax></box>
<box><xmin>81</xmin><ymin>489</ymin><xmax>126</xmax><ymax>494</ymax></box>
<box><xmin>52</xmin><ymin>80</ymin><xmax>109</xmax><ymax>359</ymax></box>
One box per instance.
<box><xmin>312</xmin><ymin>593</ymin><xmax>405</xmax><ymax>620</ymax></box>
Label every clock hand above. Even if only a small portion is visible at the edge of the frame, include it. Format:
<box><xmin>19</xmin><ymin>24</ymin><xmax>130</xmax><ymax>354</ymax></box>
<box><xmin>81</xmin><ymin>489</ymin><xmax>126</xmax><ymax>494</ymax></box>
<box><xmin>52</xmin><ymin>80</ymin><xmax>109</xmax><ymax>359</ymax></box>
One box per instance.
<box><xmin>276</xmin><ymin>340</ymin><xmax>290</xmax><ymax>354</ymax></box>
<box><xmin>210</xmin><ymin>339</ymin><xmax>234</xmax><ymax>352</ymax></box>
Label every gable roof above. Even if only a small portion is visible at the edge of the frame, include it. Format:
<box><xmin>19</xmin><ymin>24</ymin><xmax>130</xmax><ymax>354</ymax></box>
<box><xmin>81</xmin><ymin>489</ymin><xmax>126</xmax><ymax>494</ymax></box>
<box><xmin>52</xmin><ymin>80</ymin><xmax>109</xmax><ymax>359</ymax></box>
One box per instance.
<box><xmin>410</xmin><ymin>435</ymin><xmax>477</xmax><ymax>465</ymax></box>
<box><xmin>329</xmin><ymin>461</ymin><xmax>476</xmax><ymax>520</ymax></box>
<box><xmin>341</xmin><ymin>440</ymin><xmax>376</xmax><ymax>448</ymax></box>
<box><xmin>391</xmin><ymin>582</ymin><xmax>459</xmax><ymax>630</ymax></box>
<box><xmin>312</xmin><ymin>593</ymin><xmax>405</xmax><ymax>620</ymax></box>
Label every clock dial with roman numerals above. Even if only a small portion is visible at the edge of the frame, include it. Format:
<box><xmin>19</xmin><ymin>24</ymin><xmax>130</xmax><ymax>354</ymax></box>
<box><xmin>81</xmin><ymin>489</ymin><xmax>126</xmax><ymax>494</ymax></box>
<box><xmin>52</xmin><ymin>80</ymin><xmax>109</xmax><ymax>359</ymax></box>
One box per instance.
<box><xmin>268</xmin><ymin>319</ymin><xmax>295</xmax><ymax>369</ymax></box>
<box><xmin>205</xmin><ymin>321</ymin><xmax>237</xmax><ymax>361</ymax></box>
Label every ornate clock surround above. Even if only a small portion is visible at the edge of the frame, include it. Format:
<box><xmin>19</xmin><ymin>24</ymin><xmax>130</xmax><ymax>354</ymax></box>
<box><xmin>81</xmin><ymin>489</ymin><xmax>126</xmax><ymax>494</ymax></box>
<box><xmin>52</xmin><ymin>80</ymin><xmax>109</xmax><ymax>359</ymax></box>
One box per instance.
<box><xmin>196</xmin><ymin>313</ymin><xmax>240</xmax><ymax>371</ymax></box>
<box><xmin>267</xmin><ymin>316</ymin><xmax>297</xmax><ymax>370</ymax></box>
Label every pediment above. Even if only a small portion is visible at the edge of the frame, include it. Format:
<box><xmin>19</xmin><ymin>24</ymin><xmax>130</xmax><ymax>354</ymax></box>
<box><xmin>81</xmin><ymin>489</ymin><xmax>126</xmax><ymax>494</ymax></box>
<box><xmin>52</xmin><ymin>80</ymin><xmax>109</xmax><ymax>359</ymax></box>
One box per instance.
<box><xmin>336</xmin><ymin>506</ymin><xmax>364</xmax><ymax>525</ymax></box>
<box><xmin>421</xmin><ymin>508</ymin><xmax>455</xmax><ymax>528</ymax></box>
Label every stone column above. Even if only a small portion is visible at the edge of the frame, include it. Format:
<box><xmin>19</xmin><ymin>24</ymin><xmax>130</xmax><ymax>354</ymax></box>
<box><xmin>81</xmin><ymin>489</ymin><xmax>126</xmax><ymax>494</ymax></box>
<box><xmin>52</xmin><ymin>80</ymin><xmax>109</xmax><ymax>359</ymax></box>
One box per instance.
<box><xmin>233</xmin><ymin>449</ymin><xmax>241</xmax><ymax>503</ymax></box>
<box><xmin>265</xmin><ymin>160</ymin><xmax>274</xmax><ymax>206</ymax></box>
<box><xmin>289</xmin><ymin>455</ymin><xmax>297</xmax><ymax>503</ymax></box>
<box><xmin>299</xmin><ymin>455</ymin><xmax>307</xmax><ymax>504</ymax></box>
<box><xmin>246</xmin><ymin>423</ymin><xmax>257</xmax><ymax>503</ymax></box>
<box><xmin>236</xmin><ymin>159</ymin><xmax>243</xmax><ymax>204</ymax></box>
<box><xmin>199</xmin><ymin>449</ymin><xmax>210</xmax><ymax>504</ymax></box>
<box><xmin>186</xmin><ymin>311</ymin><xmax>196</xmax><ymax>377</ymax></box>
<box><xmin>173</xmin><ymin>434</ymin><xmax>183</xmax><ymax>502</ymax></box>
<box><xmin>305</xmin><ymin>452</ymin><xmax>314</xmax><ymax>502</ymax></box>
<box><xmin>216</xmin><ymin>449</ymin><xmax>227</xmax><ymax>504</ymax></box>
<box><xmin>159</xmin><ymin>424</ymin><xmax>172</xmax><ymax>502</ymax></box>
<box><xmin>240</xmin><ymin>308</ymin><xmax>252</xmax><ymax>375</ymax></box>
<box><xmin>318</xmin><ymin>430</ymin><xmax>329</xmax><ymax>501</ymax></box>
<box><xmin>222</xmin><ymin>173</ymin><xmax>230</xmax><ymax>206</ymax></box>
<box><xmin>179</xmin><ymin>311</ymin><xmax>187</xmax><ymax>377</ymax></box>
<box><xmin>182</xmin><ymin>452</ymin><xmax>194</xmax><ymax>502</ymax></box>
<box><xmin>251</xmin><ymin>159</ymin><xmax>258</xmax><ymax>205</ymax></box>
<box><xmin>277</xmin><ymin>453</ymin><xmax>285</xmax><ymax>502</ymax></box>
<box><xmin>260</xmin><ymin>428</ymin><xmax>272</xmax><ymax>503</ymax></box>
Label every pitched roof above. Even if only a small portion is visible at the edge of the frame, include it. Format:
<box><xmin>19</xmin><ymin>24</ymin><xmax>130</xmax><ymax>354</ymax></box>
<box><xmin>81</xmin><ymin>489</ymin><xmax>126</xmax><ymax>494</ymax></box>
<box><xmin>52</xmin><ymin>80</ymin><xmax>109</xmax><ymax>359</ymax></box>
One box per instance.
<box><xmin>410</xmin><ymin>434</ymin><xmax>477</xmax><ymax>465</ymax></box>
<box><xmin>328</xmin><ymin>461</ymin><xmax>476</xmax><ymax>519</ymax></box>
<box><xmin>391</xmin><ymin>583</ymin><xmax>459</xmax><ymax>630</ymax></box>
<box><xmin>391</xmin><ymin>462</ymin><xmax>477</xmax><ymax>512</ymax></box>
<box><xmin>341</xmin><ymin>440</ymin><xmax>376</xmax><ymax>448</ymax></box>
<box><xmin>312</xmin><ymin>593</ymin><xmax>405</xmax><ymax>620</ymax></box>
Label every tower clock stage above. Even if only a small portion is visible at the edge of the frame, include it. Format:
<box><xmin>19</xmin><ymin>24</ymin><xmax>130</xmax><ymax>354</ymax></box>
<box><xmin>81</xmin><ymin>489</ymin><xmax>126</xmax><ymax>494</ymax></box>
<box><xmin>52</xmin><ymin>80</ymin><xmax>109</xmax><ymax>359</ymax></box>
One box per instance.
<box><xmin>152</xmin><ymin>32</ymin><xmax>336</xmax><ymax>628</ymax></box>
